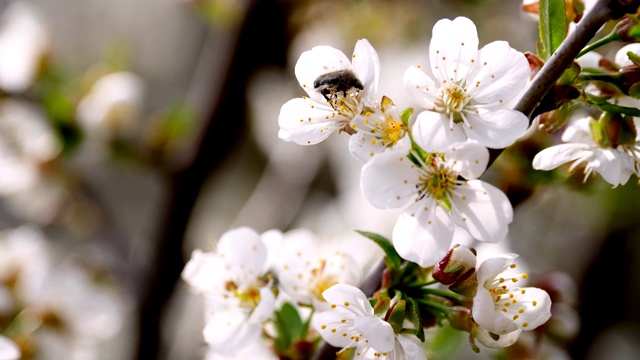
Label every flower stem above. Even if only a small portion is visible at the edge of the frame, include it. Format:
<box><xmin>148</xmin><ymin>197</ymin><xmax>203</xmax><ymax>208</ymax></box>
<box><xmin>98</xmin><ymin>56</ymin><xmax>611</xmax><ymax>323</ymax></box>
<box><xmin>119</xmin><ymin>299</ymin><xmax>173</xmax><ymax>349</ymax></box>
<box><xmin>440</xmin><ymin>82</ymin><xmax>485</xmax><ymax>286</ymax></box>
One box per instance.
<box><xmin>577</xmin><ymin>31</ymin><xmax>620</xmax><ymax>58</ymax></box>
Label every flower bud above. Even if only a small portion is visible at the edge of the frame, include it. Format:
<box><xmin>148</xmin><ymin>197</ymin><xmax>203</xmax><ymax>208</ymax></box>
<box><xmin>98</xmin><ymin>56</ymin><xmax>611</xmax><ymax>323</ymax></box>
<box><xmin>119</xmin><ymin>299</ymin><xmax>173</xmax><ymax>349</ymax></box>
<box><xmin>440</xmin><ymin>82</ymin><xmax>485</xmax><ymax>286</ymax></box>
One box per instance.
<box><xmin>614</xmin><ymin>16</ymin><xmax>640</xmax><ymax>42</ymax></box>
<box><xmin>596</xmin><ymin>111</ymin><xmax>637</xmax><ymax>148</ymax></box>
<box><xmin>432</xmin><ymin>244</ymin><xmax>477</xmax><ymax>285</ymax></box>
<box><xmin>449</xmin><ymin>306</ymin><xmax>472</xmax><ymax>332</ymax></box>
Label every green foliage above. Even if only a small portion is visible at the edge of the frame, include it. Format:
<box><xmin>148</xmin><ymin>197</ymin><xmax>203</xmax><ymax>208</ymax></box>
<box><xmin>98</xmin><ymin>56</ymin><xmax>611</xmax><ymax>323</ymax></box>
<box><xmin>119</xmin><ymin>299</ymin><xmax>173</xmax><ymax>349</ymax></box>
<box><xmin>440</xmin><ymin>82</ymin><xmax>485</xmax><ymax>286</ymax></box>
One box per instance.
<box><xmin>273</xmin><ymin>302</ymin><xmax>306</xmax><ymax>351</ymax></box>
<box><xmin>356</xmin><ymin>230</ymin><xmax>403</xmax><ymax>271</ymax></box>
<box><xmin>539</xmin><ymin>0</ymin><xmax>568</xmax><ymax>60</ymax></box>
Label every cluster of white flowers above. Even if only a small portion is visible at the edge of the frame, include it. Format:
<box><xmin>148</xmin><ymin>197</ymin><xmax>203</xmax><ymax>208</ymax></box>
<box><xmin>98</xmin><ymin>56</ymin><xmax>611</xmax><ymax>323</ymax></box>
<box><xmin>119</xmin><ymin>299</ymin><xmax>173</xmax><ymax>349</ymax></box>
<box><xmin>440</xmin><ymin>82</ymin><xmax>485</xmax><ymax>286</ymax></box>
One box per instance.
<box><xmin>0</xmin><ymin>226</ymin><xmax>126</xmax><ymax>359</ymax></box>
<box><xmin>182</xmin><ymin>227</ymin><xmax>379</xmax><ymax>358</ymax></box>
<box><xmin>280</xmin><ymin>16</ymin><xmax>524</xmax><ymax>269</ymax></box>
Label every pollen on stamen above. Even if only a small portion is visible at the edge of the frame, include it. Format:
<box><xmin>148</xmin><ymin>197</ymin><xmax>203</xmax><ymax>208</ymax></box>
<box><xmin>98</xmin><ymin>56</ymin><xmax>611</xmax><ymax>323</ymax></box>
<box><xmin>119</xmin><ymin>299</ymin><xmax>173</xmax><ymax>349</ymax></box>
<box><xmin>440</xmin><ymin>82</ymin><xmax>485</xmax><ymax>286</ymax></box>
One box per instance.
<box><xmin>341</xmin><ymin>319</ymin><xmax>346</xmax><ymax>323</ymax></box>
<box><xmin>513</xmin><ymin>315</ymin><xmax>519</xmax><ymax>320</ymax></box>
<box><xmin>331</xmin><ymin>304</ymin><xmax>337</xmax><ymax>308</ymax></box>
<box><xmin>522</xmin><ymin>273</ymin><xmax>528</xmax><ymax>279</ymax></box>
<box><xmin>331</xmin><ymin>328</ymin><xmax>337</xmax><ymax>333</ymax></box>
<box><xmin>342</xmin><ymin>333</ymin><xmax>348</xmax><ymax>337</ymax></box>
<box><xmin>321</xmin><ymin>325</ymin><xmax>327</xmax><ymax>329</ymax></box>
<box><xmin>532</xmin><ymin>301</ymin><xmax>537</xmax><ymax>306</ymax></box>
<box><xmin>522</xmin><ymin>322</ymin><xmax>529</xmax><ymax>328</ymax></box>
<box><xmin>510</xmin><ymin>264</ymin><xmax>517</xmax><ymax>268</ymax></box>
<box><xmin>344</xmin><ymin>301</ymin><xmax>350</xmax><ymax>306</ymax></box>
<box><xmin>521</xmin><ymin>289</ymin><xmax>526</xmax><ymax>294</ymax></box>
<box><xmin>512</xmin><ymin>278</ymin><xmax>518</xmax><ymax>283</ymax></box>
<box><xmin>518</xmin><ymin>308</ymin><xmax>524</xmax><ymax>314</ymax></box>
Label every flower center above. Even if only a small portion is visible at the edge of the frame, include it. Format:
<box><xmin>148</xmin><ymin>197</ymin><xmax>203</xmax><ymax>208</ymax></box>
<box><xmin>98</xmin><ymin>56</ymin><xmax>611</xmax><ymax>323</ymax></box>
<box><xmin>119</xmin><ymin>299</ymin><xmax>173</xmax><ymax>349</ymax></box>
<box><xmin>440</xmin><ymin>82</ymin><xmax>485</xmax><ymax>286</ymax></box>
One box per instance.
<box><xmin>328</xmin><ymin>88</ymin><xmax>362</xmax><ymax>119</ymax></box>
<box><xmin>380</xmin><ymin>117</ymin><xmax>406</xmax><ymax>146</ymax></box>
<box><xmin>309</xmin><ymin>259</ymin><xmax>339</xmax><ymax>302</ymax></box>
<box><xmin>436</xmin><ymin>83</ymin><xmax>470</xmax><ymax>123</ymax></box>
<box><xmin>417</xmin><ymin>157</ymin><xmax>458</xmax><ymax>209</ymax></box>
<box><xmin>226</xmin><ymin>281</ymin><xmax>262</xmax><ymax>310</ymax></box>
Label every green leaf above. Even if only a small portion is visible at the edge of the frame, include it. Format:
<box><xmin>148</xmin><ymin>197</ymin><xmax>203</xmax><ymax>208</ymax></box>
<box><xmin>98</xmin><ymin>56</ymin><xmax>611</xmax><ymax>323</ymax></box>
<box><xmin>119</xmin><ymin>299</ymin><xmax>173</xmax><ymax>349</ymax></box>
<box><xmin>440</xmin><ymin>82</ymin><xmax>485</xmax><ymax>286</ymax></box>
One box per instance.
<box><xmin>273</xmin><ymin>302</ymin><xmax>304</xmax><ymax>351</ymax></box>
<box><xmin>539</xmin><ymin>0</ymin><xmax>568</xmax><ymax>60</ymax></box>
<box><xmin>356</xmin><ymin>231</ymin><xmax>403</xmax><ymax>271</ymax></box>
<box><xmin>589</xmin><ymin>118</ymin><xmax>611</xmax><ymax>148</ymax></box>
<box><xmin>406</xmin><ymin>297</ymin><xmax>425</xmax><ymax>342</ymax></box>
<box><xmin>388</xmin><ymin>300</ymin><xmax>406</xmax><ymax>333</ymax></box>
<box><xmin>587</xmin><ymin>95</ymin><xmax>640</xmax><ymax>117</ymax></box>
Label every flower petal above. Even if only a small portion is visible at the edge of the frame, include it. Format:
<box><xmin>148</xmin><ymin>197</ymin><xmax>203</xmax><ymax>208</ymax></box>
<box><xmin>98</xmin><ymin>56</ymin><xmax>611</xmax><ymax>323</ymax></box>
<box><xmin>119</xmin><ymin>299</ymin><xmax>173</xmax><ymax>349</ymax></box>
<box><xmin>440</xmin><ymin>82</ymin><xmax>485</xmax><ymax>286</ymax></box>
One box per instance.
<box><xmin>394</xmin><ymin>334</ymin><xmax>427</xmax><ymax>360</ymax></box>
<box><xmin>354</xmin><ymin>315</ymin><xmax>395</xmax><ymax>352</ymax></box>
<box><xmin>510</xmin><ymin>287</ymin><xmax>553</xmax><ymax>331</ymax></box>
<box><xmin>217</xmin><ymin>227</ymin><xmax>267</xmax><ymax>282</ymax></box>
<box><xmin>351</xmin><ymin>39</ymin><xmax>380</xmax><ymax>97</ymax></box>
<box><xmin>474</xmin><ymin>327</ymin><xmax>522</xmax><ymax>348</ymax></box>
<box><xmin>247</xmin><ymin>287</ymin><xmax>276</xmax><ymax>323</ymax></box>
<box><xmin>392</xmin><ymin>205</ymin><xmax>454</xmax><ymax>267</ymax></box>
<box><xmin>412</xmin><ymin>111</ymin><xmax>467</xmax><ymax>152</ymax></box>
<box><xmin>472</xmin><ymin>283</ymin><xmax>519</xmax><ymax>334</ymax></box>
<box><xmin>403</xmin><ymin>66</ymin><xmax>437</xmax><ymax>109</ymax></box>
<box><xmin>466</xmin><ymin>41</ymin><xmax>529</xmax><ymax>104</ymax></box>
<box><xmin>429</xmin><ymin>17</ymin><xmax>479</xmax><ymax>83</ymax></box>
<box><xmin>443</xmin><ymin>142</ymin><xmax>489</xmax><ymax>179</ymax></box>
<box><xmin>322</xmin><ymin>283</ymin><xmax>373</xmax><ymax>316</ymax></box>
<box><xmin>532</xmin><ymin>143</ymin><xmax>591</xmax><ymax>170</ymax></box>
<box><xmin>464</xmin><ymin>108</ymin><xmax>529</xmax><ymax>149</ymax></box>
<box><xmin>476</xmin><ymin>254</ymin><xmax>517</xmax><ymax>286</ymax></box>
<box><xmin>450</xmin><ymin>180</ymin><xmax>513</xmax><ymax>243</ymax></box>
<box><xmin>360</xmin><ymin>149</ymin><xmax>417</xmax><ymax>209</ymax></box>
<box><xmin>312</xmin><ymin>310</ymin><xmax>357</xmax><ymax>348</ymax></box>
<box><xmin>593</xmin><ymin>148</ymin><xmax>634</xmax><ymax>186</ymax></box>
<box><xmin>181</xmin><ymin>250</ymin><xmax>226</xmax><ymax>294</ymax></box>
<box><xmin>295</xmin><ymin>45</ymin><xmax>352</xmax><ymax>102</ymax></box>
<box><xmin>278</xmin><ymin>97</ymin><xmax>342</xmax><ymax>145</ymax></box>
<box><xmin>0</xmin><ymin>335</ymin><xmax>20</xmax><ymax>360</ymax></box>
<box><xmin>203</xmin><ymin>308</ymin><xmax>260</xmax><ymax>356</ymax></box>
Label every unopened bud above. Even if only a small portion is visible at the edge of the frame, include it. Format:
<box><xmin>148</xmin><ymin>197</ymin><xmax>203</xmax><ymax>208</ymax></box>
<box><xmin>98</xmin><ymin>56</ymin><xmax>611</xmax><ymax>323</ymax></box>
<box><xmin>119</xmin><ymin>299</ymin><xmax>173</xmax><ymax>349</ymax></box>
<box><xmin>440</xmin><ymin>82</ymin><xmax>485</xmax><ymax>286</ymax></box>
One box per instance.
<box><xmin>618</xmin><ymin>65</ymin><xmax>640</xmax><ymax>95</ymax></box>
<box><xmin>614</xmin><ymin>17</ymin><xmax>640</xmax><ymax>41</ymax></box>
<box><xmin>433</xmin><ymin>244</ymin><xmax>477</xmax><ymax>285</ymax></box>
<box><xmin>449</xmin><ymin>306</ymin><xmax>472</xmax><ymax>332</ymax></box>
<box><xmin>599</xmin><ymin>111</ymin><xmax>637</xmax><ymax>148</ymax></box>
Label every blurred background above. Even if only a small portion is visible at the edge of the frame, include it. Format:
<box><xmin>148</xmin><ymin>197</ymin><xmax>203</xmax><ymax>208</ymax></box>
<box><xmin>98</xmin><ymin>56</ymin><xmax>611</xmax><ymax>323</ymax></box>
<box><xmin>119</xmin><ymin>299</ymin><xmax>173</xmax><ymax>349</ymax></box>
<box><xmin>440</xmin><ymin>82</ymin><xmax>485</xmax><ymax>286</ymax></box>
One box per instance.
<box><xmin>0</xmin><ymin>0</ymin><xmax>639</xmax><ymax>359</ymax></box>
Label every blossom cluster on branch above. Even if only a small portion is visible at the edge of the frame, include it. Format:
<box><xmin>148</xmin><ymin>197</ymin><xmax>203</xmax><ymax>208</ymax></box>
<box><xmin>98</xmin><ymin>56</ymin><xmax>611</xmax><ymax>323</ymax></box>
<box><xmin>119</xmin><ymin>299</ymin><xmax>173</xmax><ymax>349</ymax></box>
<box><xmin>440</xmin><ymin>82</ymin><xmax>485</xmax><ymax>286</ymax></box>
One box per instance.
<box><xmin>183</xmin><ymin>0</ymin><xmax>640</xmax><ymax>358</ymax></box>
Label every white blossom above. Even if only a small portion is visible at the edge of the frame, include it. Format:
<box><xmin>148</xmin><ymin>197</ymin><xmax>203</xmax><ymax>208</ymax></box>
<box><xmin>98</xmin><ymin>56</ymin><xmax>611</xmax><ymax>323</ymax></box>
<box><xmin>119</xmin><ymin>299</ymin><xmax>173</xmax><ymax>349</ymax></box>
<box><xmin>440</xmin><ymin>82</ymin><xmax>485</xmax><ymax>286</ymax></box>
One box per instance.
<box><xmin>312</xmin><ymin>284</ymin><xmax>426</xmax><ymax>360</ymax></box>
<box><xmin>76</xmin><ymin>71</ymin><xmax>144</xmax><ymax>139</ymax></box>
<box><xmin>472</xmin><ymin>254</ymin><xmax>552</xmax><ymax>335</ymax></box>
<box><xmin>0</xmin><ymin>1</ymin><xmax>48</xmax><ymax>93</ymax></box>
<box><xmin>279</xmin><ymin>39</ymin><xmax>380</xmax><ymax>145</ymax></box>
<box><xmin>404</xmin><ymin>16</ymin><xmax>529</xmax><ymax>150</ymax></box>
<box><xmin>182</xmin><ymin>227</ymin><xmax>275</xmax><ymax>356</ymax></box>
<box><xmin>532</xmin><ymin>116</ymin><xmax>638</xmax><ymax>187</ymax></box>
<box><xmin>268</xmin><ymin>229</ymin><xmax>363</xmax><ymax>309</ymax></box>
<box><xmin>360</xmin><ymin>142</ymin><xmax>513</xmax><ymax>267</ymax></box>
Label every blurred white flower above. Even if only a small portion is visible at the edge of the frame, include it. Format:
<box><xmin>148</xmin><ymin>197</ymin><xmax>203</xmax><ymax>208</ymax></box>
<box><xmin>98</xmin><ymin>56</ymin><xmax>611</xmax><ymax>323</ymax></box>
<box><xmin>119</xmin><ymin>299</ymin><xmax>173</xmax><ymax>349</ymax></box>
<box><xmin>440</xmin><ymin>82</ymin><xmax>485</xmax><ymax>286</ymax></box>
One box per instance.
<box><xmin>0</xmin><ymin>99</ymin><xmax>60</xmax><ymax>195</ymax></box>
<box><xmin>204</xmin><ymin>340</ymin><xmax>278</xmax><ymax>360</ymax></box>
<box><xmin>0</xmin><ymin>336</ymin><xmax>19</xmax><ymax>360</ymax></box>
<box><xmin>182</xmin><ymin>227</ymin><xmax>275</xmax><ymax>357</ymax></box>
<box><xmin>0</xmin><ymin>99</ymin><xmax>65</xmax><ymax>223</ymax></box>
<box><xmin>404</xmin><ymin>17</ymin><xmax>529</xmax><ymax>150</ymax></box>
<box><xmin>76</xmin><ymin>71</ymin><xmax>144</xmax><ymax>139</ymax></box>
<box><xmin>267</xmin><ymin>228</ymin><xmax>363</xmax><ymax>309</ymax></box>
<box><xmin>361</xmin><ymin>142</ymin><xmax>513</xmax><ymax>267</ymax></box>
<box><xmin>0</xmin><ymin>1</ymin><xmax>48</xmax><ymax>93</ymax></box>
<box><xmin>312</xmin><ymin>284</ymin><xmax>425</xmax><ymax>360</ymax></box>
<box><xmin>472</xmin><ymin>254</ymin><xmax>552</xmax><ymax>335</ymax></box>
<box><xmin>278</xmin><ymin>39</ymin><xmax>380</xmax><ymax>145</ymax></box>
<box><xmin>615</xmin><ymin>43</ymin><xmax>640</xmax><ymax>67</ymax></box>
<box><xmin>0</xmin><ymin>226</ymin><xmax>128</xmax><ymax>360</ymax></box>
